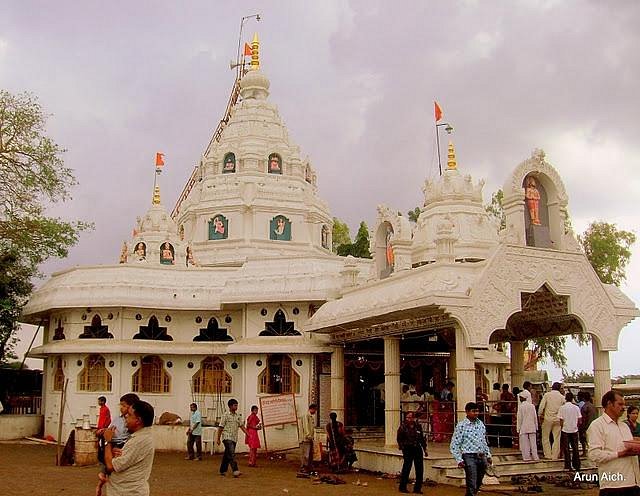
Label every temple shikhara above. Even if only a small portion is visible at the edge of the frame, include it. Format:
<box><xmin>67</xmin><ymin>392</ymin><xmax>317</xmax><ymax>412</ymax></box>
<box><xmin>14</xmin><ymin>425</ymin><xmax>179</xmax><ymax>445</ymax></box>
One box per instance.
<box><xmin>22</xmin><ymin>35</ymin><xmax>638</xmax><ymax>469</ymax></box>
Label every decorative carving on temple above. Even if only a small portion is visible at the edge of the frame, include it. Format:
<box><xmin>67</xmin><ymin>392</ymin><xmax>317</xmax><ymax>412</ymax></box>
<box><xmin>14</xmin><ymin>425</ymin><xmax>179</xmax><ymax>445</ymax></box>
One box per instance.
<box><xmin>259</xmin><ymin>309</ymin><xmax>301</xmax><ymax>336</ymax></box>
<box><xmin>160</xmin><ymin>242</ymin><xmax>175</xmax><ymax>265</ymax></box>
<box><xmin>208</xmin><ymin>215</ymin><xmax>229</xmax><ymax>240</ymax></box>
<box><xmin>270</xmin><ymin>215</ymin><xmax>291</xmax><ymax>241</ymax></box>
<box><xmin>193</xmin><ymin>318</ymin><xmax>233</xmax><ymax>342</ymax></box>
<box><xmin>133</xmin><ymin>316</ymin><xmax>173</xmax><ymax>341</ymax></box>
<box><xmin>119</xmin><ymin>242</ymin><xmax>128</xmax><ymax>264</ymax></box>
<box><xmin>223</xmin><ymin>152</ymin><xmax>236</xmax><ymax>173</ymax></box>
<box><xmin>186</xmin><ymin>245</ymin><xmax>197</xmax><ymax>267</ymax></box>
<box><xmin>133</xmin><ymin>242</ymin><xmax>147</xmax><ymax>263</ymax></box>
<box><xmin>268</xmin><ymin>152</ymin><xmax>282</xmax><ymax>174</ymax></box>
<box><xmin>79</xmin><ymin>315</ymin><xmax>113</xmax><ymax>339</ymax></box>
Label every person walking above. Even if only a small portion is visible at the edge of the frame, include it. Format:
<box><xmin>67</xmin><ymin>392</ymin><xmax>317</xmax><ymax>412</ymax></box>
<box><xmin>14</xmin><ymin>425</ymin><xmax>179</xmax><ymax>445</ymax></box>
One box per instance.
<box><xmin>299</xmin><ymin>403</ymin><xmax>317</xmax><ymax>474</ymax></box>
<box><xmin>579</xmin><ymin>392</ymin><xmax>598</xmax><ymax>456</ymax></box>
<box><xmin>588</xmin><ymin>390</ymin><xmax>640</xmax><ymax>495</ymax></box>
<box><xmin>186</xmin><ymin>403</ymin><xmax>203</xmax><ymax>461</ymax></box>
<box><xmin>450</xmin><ymin>402</ymin><xmax>492</xmax><ymax>496</ymax></box>
<box><xmin>245</xmin><ymin>405</ymin><xmax>262</xmax><ymax>467</ymax></box>
<box><xmin>216</xmin><ymin>399</ymin><xmax>248</xmax><ymax>478</ymax></box>
<box><xmin>558</xmin><ymin>392</ymin><xmax>581</xmax><ymax>471</ymax></box>
<box><xmin>538</xmin><ymin>382</ymin><xmax>566</xmax><ymax>459</ymax></box>
<box><xmin>397</xmin><ymin>411</ymin><xmax>427</xmax><ymax>494</ymax></box>
<box><xmin>102</xmin><ymin>400</ymin><xmax>155</xmax><ymax>496</ymax></box>
<box><xmin>517</xmin><ymin>393</ymin><xmax>539</xmax><ymax>461</ymax></box>
<box><xmin>326</xmin><ymin>412</ymin><xmax>347</xmax><ymax>472</ymax></box>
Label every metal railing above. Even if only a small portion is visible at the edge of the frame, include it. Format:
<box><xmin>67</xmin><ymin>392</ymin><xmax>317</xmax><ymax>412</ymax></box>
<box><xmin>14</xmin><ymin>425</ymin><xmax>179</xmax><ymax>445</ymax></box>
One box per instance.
<box><xmin>2</xmin><ymin>395</ymin><xmax>42</xmax><ymax>415</ymax></box>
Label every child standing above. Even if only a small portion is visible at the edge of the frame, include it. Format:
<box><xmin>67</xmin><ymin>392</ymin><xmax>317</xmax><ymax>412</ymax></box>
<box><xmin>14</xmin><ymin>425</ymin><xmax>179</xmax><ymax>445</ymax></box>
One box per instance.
<box><xmin>245</xmin><ymin>405</ymin><xmax>262</xmax><ymax>467</ymax></box>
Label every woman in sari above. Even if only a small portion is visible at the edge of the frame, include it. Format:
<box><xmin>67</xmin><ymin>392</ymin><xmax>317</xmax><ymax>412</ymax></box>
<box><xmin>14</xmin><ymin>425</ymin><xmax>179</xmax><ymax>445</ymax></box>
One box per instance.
<box><xmin>325</xmin><ymin>412</ymin><xmax>346</xmax><ymax>472</ymax></box>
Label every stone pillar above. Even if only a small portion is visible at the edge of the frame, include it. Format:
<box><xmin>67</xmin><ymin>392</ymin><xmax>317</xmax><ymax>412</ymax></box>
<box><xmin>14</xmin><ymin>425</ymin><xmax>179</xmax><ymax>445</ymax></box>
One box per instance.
<box><xmin>510</xmin><ymin>341</ymin><xmax>525</xmax><ymax>391</ymax></box>
<box><xmin>330</xmin><ymin>346</ymin><xmax>345</xmax><ymax>422</ymax></box>
<box><xmin>384</xmin><ymin>336</ymin><xmax>401</xmax><ymax>447</ymax></box>
<box><xmin>455</xmin><ymin>325</ymin><xmax>476</xmax><ymax>421</ymax></box>
<box><xmin>592</xmin><ymin>338</ymin><xmax>612</xmax><ymax>413</ymax></box>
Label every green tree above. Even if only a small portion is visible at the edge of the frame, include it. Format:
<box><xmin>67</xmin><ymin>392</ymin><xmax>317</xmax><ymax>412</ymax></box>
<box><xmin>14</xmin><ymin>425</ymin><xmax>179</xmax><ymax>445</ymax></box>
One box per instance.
<box><xmin>407</xmin><ymin>206</ymin><xmax>421</xmax><ymax>223</ymax></box>
<box><xmin>485</xmin><ymin>189</ymin><xmax>506</xmax><ymax>230</ymax></box>
<box><xmin>336</xmin><ymin>221</ymin><xmax>372</xmax><ymax>259</ymax></box>
<box><xmin>562</xmin><ymin>370</ymin><xmax>595</xmax><ymax>383</ymax></box>
<box><xmin>331</xmin><ymin>217</ymin><xmax>351</xmax><ymax>253</ymax></box>
<box><xmin>579</xmin><ymin>221</ymin><xmax>636</xmax><ymax>286</ymax></box>
<box><xmin>0</xmin><ymin>90</ymin><xmax>92</xmax><ymax>364</ymax></box>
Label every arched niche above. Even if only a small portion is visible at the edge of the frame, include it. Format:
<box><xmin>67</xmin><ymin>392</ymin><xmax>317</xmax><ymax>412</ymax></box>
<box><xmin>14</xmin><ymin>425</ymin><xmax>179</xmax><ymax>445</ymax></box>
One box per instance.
<box><xmin>270</xmin><ymin>215</ymin><xmax>291</xmax><ymax>241</ymax></box>
<box><xmin>222</xmin><ymin>152</ymin><xmax>236</xmax><ymax>173</ymax></box>
<box><xmin>208</xmin><ymin>214</ymin><xmax>229</xmax><ymax>240</ymax></box>
<box><xmin>159</xmin><ymin>242</ymin><xmax>175</xmax><ymax>265</ymax></box>
<box><xmin>375</xmin><ymin>221</ymin><xmax>395</xmax><ymax>279</ymax></box>
<box><xmin>267</xmin><ymin>153</ymin><xmax>283</xmax><ymax>174</ymax></box>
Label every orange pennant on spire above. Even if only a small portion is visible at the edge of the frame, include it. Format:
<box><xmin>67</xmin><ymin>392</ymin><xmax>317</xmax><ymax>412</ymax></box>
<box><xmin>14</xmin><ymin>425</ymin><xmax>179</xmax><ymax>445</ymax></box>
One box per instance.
<box><xmin>434</xmin><ymin>101</ymin><xmax>443</xmax><ymax>122</ymax></box>
<box><xmin>155</xmin><ymin>152</ymin><xmax>165</xmax><ymax>167</ymax></box>
<box><xmin>244</xmin><ymin>42</ymin><xmax>252</xmax><ymax>56</ymax></box>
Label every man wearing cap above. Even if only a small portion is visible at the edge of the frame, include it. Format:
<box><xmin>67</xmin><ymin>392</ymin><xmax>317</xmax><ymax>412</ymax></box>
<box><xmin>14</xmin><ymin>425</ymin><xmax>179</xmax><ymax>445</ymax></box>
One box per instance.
<box><xmin>517</xmin><ymin>392</ymin><xmax>539</xmax><ymax>461</ymax></box>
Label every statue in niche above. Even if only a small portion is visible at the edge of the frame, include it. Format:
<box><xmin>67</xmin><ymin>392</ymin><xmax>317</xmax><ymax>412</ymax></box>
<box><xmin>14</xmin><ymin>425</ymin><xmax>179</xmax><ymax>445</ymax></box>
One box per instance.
<box><xmin>321</xmin><ymin>225</ymin><xmax>330</xmax><ymax>249</ymax></box>
<box><xmin>119</xmin><ymin>241</ymin><xmax>128</xmax><ymax>264</ymax></box>
<box><xmin>223</xmin><ymin>152</ymin><xmax>236</xmax><ymax>173</ymax></box>
<box><xmin>186</xmin><ymin>245</ymin><xmax>197</xmax><ymax>267</ymax></box>
<box><xmin>179</xmin><ymin>225</ymin><xmax>185</xmax><ymax>241</ymax></box>
<box><xmin>268</xmin><ymin>153</ymin><xmax>282</xmax><ymax>173</ymax></box>
<box><xmin>134</xmin><ymin>242</ymin><xmax>147</xmax><ymax>263</ymax></box>
<box><xmin>133</xmin><ymin>316</ymin><xmax>173</xmax><ymax>341</ymax></box>
<box><xmin>193</xmin><ymin>318</ymin><xmax>233</xmax><ymax>341</ymax></box>
<box><xmin>209</xmin><ymin>215</ymin><xmax>228</xmax><ymax>240</ymax></box>
<box><xmin>525</xmin><ymin>176</ymin><xmax>542</xmax><ymax>226</ymax></box>
<box><xmin>160</xmin><ymin>242</ymin><xmax>175</xmax><ymax>265</ymax></box>
<box><xmin>385</xmin><ymin>224</ymin><xmax>395</xmax><ymax>269</ymax></box>
<box><xmin>270</xmin><ymin>215</ymin><xmax>291</xmax><ymax>241</ymax></box>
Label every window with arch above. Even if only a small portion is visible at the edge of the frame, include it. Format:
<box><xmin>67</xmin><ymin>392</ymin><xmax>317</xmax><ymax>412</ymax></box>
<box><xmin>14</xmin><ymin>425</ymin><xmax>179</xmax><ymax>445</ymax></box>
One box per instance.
<box><xmin>258</xmin><ymin>354</ymin><xmax>300</xmax><ymax>394</ymax></box>
<box><xmin>222</xmin><ymin>152</ymin><xmax>236</xmax><ymax>173</ymax></box>
<box><xmin>53</xmin><ymin>357</ymin><xmax>65</xmax><ymax>391</ymax></box>
<box><xmin>192</xmin><ymin>356</ymin><xmax>232</xmax><ymax>394</ymax></box>
<box><xmin>260</xmin><ymin>309</ymin><xmax>301</xmax><ymax>336</ymax></box>
<box><xmin>133</xmin><ymin>316</ymin><xmax>173</xmax><ymax>341</ymax></box>
<box><xmin>78</xmin><ymin>354</ymin><xmax>112</xmax><ymax>391</ymax></box>
<box><xmin>267</xmin><ymin>153</ymin><xmax>282</xmax><ymax>174</ymax></box>
<box><xmin>132</xmin><ymin>355</ymin><xmax>171</xmax><ymax>393</ymax></box>
<box><xmin>79</xmin><ymin>314</ymin><xmax>113</xmax><ymax>339</ymax></box>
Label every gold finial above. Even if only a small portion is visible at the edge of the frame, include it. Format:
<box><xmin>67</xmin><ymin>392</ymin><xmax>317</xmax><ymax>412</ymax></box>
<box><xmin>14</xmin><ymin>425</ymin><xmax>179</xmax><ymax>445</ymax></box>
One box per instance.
<box><xmin>152</xmin><ymin>185</ymin><xmax>161</xmax><ymax>205</ymax></box>
<box><xmin>251</xmin><ymin>32</ymin><xmax>260</xmax><ymax>70</ymax></box>
<box><xmin>447</xmin><ymin>141</ymin><xmax>457</xmax><ymax>170</ymax></box>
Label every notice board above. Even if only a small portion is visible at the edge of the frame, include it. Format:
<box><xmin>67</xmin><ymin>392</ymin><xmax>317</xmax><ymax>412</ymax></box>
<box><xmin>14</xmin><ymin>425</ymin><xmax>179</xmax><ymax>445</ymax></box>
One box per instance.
<box><xmin>259</xmin><ymin>394</ymin><xmax>299</xmax><ymax>453</ymax></box>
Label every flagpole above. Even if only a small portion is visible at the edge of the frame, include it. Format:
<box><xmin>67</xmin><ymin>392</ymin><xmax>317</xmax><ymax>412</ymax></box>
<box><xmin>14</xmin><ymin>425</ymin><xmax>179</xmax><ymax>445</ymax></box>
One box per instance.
<box><xmin>435</xmin><ymin>122</ymin><xmax>442</xmax><ymax>176</ymax></box>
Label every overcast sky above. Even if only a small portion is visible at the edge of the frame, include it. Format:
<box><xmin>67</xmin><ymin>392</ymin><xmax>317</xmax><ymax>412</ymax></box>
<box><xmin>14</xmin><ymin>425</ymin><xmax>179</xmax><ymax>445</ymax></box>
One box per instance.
<box><xmin>3</xmin><ymin>1</ymin><xmax>639</xmax><ymax>379</ymax></box>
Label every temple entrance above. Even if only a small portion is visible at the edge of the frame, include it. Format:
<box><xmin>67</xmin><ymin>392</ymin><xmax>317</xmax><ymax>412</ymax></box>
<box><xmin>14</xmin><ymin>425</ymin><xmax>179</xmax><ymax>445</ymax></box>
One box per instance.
<box><xmin>343</xmin><ymin>330</ymin><xmax>453</xmax><ymax>427</ymax></box>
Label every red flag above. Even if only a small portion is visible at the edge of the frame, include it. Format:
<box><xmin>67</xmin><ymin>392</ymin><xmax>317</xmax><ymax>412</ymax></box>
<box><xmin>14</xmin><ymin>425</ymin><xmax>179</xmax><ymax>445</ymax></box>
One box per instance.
<box><xmin>244</xmin><ymin>42</ymin><xmax>252</xmax><ymax>56</ymax></box>
<box><xmin>434</xmin><ymin>101</ymin><xmax>443</xmax><ymax>122</ymax></box>
<box><xmin>155</xmin><ymin>152</ymin><xmax>165</xmax><ymax>167</ymax></box>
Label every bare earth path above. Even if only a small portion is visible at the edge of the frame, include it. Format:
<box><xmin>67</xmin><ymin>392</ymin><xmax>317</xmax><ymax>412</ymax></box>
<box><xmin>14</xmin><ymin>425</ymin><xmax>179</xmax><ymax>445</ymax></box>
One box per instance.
<box><xmin>0</xmin><ymin>443</ymin><xmax>598</xmax><ymax>496</ymax></box>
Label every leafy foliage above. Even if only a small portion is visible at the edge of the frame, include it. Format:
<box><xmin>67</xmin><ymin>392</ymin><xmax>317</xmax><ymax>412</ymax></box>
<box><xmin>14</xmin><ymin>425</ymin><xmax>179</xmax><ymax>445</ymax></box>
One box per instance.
<box><xmin>0</xmin><ymin>90</ymin><xmax>92</xmax><ymax>363</ymax></box>
<box><xmin>336</xmin><ymin>221</ymin><xmax>372</xmax><ymax>258</ymax></box>
<box><xmin>485</xmin><ymin>189</ymin><xmax>506</xmax><ymax>230</ymax></box>
<box><xmin>331</xmin><ymin>217</ymin><xmax>351</xmax><ymax>253</ymax></box>
<box><xmin>562</xmin><ymin>370</ymin><xmax>594</xmax><ymax>383</ymax></box>
<box><xmin>579</xmin><ymin>221</ymin><xmax>636</xmax><ymax>286</ymax></box>
<box><xmin>407</xmin><ymin>207</ymin><xmax>421</xmax><ymax>223</ymax></box>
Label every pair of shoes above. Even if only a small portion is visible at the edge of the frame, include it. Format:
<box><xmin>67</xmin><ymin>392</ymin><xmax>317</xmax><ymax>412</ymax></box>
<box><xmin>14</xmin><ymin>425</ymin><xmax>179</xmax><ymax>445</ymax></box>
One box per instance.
<box><xmin>399</xmin><ymin>489</ymin><xmax>410</xmax><ymax>493</ymax></box>
<box><xmin>413</xmin><ymin>490</ymin><xmax>423</xmax><ymax>494</ymax></box>
<box><xmin>233</xmin><ymin>470</ymin><xmax>241</xmax><ymax>478</ymax></box>
<box><xmin>185</xmin><ymin>456</ymin><xmax>194</xmax><ymax>460</ymax></box>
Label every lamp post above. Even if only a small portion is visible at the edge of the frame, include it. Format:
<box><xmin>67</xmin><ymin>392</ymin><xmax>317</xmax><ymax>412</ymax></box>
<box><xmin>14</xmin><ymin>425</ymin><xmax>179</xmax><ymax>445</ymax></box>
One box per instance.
<box><xmin>436</xmin><ymin>122</ymin><xmax>454</xmax><ymax>176</ymax></box>
<box><xmin>234</xmin><ymin>14</ymin><xmax>261</xmax><ymax>79</ymax></box>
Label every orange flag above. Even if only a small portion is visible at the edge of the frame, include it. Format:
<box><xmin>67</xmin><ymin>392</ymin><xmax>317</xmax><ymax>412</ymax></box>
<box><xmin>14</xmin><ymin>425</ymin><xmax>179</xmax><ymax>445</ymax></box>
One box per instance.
<box><xmin>244</xmin><ymin>42</ymin><xmax>252</xmax><ymax>56</ymax></box>
<box><xmin>434</xmin><ymin>101</ymin><xmax>443</xmax><ymax>122</ymax></box>
<box><xmin>155</xmin><ymin>152</ymin><xmax>165</xmax><ymax>167</ymax></box>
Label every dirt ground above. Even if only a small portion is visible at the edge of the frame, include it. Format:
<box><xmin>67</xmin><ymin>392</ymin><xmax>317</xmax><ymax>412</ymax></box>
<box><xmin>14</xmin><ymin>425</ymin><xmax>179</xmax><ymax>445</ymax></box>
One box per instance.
<box><xmin>0</xmin><ymin>442</ymin><xmax>599</xmax><ymax>496</ymax></box>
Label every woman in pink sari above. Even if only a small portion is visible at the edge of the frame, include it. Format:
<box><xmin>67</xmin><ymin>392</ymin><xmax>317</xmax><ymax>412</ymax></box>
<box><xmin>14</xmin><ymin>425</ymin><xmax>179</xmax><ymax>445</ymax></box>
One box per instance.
<box><xmin>245</xmin><ymin>405</ymin><xmax>262</xmax><ymax>466</ymax></box>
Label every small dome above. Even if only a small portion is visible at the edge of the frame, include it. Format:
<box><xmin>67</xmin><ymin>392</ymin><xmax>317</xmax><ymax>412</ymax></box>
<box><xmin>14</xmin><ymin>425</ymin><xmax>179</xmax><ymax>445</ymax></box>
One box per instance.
<box><xmin>138</xmin><ymin>203</ymin><xmax>178</xmax><ymax>235</ymax></box>
<box><xmin>239</xmin><ymin>69</ymin><xmax>270</xmax><ymax>100</ymax></box>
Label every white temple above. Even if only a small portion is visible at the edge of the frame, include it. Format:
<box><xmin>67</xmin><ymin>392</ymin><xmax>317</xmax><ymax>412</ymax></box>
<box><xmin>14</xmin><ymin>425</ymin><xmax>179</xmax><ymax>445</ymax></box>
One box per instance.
<box><xmin>23</xmin><ymin>36</ymin><xmax>638</xmax><ymax>459</ymax></box>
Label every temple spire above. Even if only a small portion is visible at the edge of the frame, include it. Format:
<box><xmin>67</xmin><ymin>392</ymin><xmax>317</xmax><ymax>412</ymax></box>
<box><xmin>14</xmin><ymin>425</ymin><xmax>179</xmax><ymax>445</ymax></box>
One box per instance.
<box><xmin>152</xmin><ymin>185</ymin><xmax>161</xmax><ymax>205</ymax></box>
<box><xmin>250</xmin><ymin>33</ymin><xmax>260</xmax><ymax>70</ymax></box>
<box><xmin>447</xmin><ymin>141</ymin><xmax>458</xmax><ymax>170</ymax></box>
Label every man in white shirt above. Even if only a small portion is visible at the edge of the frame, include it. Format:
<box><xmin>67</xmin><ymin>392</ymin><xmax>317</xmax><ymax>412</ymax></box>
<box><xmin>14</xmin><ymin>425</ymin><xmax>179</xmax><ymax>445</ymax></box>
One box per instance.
<box><xmin>558</xmin><ymin>392</ymin><xmax>582</xmax><ymax>471</ymax></box>
<box><xmin>538</xmin><ymin>382</ymin><xmax>566</xmax><ymax>459</ymax></box>
<box><xmin>519</xmin><ymin>381</ymin><xmax>533</xmax><ymax>404</ymax></box>
<box><xmin>517</xmin><ymin>393</ymin><xmax>539</xmax><ymax>461</ymax></box>
<box><xmin>588</xmin><ymin>390</ymin><xmax>640</xmax><ymax>495</ymax></box>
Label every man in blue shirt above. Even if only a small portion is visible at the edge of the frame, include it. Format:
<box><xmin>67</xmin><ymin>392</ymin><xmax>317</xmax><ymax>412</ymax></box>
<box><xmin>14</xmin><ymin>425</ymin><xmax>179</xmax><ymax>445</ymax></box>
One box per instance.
<box><xmin>186</xmin><ymin>403</ymin><xmax>203</xmax><ymax>460</ymax></box>
<box><xmin>450</xmin><ymin>402</ymin><xmax>492</xmax><ymax>496</ymax></box>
